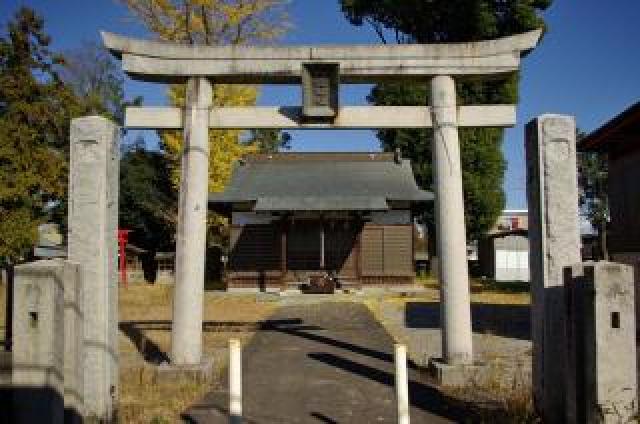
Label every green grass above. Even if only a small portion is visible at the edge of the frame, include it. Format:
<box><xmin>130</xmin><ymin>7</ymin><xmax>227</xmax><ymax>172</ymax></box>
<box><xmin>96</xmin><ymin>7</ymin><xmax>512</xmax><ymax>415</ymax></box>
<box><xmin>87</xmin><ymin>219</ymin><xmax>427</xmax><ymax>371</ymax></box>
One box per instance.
<box><xmin>473</xmin><ymin>279</ymin><xmax>530</xmax><ymax>294</ymax></box>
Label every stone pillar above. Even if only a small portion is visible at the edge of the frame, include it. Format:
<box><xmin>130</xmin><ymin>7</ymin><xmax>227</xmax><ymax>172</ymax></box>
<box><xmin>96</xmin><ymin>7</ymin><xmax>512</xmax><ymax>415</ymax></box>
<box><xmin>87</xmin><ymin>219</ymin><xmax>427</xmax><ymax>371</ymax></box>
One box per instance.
<box><xmin>63</xmin><ymin>261</ymin><xmax>84</xmax><ymax>422</ymax></box>
<box><xmin>565</xmin><ymin>262</ymin><xmax>637</xmax><ymax>423</ymax></box>
<box><xmin>172</xmin><ymin>77</ymin><xmax>212</xmax><ymax>365</ymax></box>
<box><xmin>68</xmin><ymin>116</ymin><xmax>119</xmax><ymax>421</ymax></box>
<box><xmin>525</xmin><ymin>114</ymin><xmax>580</xmax><ymax>422</ymax></box>
<box><xmin>430</xmin><ymin>75</ymin><xmax>473</xmax><ymax>365</ymax></box>
<box><xmin>12</xmin><ymin>260</ymin><xmax>66</xmax><ymax>424</ymax></box>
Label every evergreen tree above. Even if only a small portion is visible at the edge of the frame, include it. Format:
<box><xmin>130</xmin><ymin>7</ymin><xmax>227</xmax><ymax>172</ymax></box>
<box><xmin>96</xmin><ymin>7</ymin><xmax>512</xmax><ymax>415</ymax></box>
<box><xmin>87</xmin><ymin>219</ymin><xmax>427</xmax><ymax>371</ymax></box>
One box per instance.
<box><xmin>119</xmin><ymin>139</ymin><xmax>178</xmax><ymax>253</ymax></box>
<box><xmin>0</xmin><ymin>7</ymin><xmax>82</xmax><ymax>263</ymax></box>
<box><xmin>248</xmin><ymin>129</ymin><xmax>292</xmax><ymax>153</ymax></box>
<box><xmin>577</xmin><ymin>128</ymin><xmax>609</xmax><ymax>260</ymax></box>
<box><xmin>340</xmin><ymin>0</ymin><xmax>551</xmax><ymax>241</ymax></box>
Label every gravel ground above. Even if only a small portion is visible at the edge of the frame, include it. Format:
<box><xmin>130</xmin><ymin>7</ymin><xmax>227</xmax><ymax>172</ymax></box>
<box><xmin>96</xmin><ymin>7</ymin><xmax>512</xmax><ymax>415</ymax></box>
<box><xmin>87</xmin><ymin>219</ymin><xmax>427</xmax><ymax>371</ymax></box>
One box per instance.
<box><xmin>370</xmin><ymin>299</ymin><xmax>532</xmax><ymax>376</ymax></box>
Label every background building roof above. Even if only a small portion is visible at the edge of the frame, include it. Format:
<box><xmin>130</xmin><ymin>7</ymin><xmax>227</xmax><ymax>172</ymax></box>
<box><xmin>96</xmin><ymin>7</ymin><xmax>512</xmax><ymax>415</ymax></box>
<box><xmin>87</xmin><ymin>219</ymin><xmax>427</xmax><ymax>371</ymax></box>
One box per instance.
<box><xmin>579</xmin><ymin>101</ymin><xmax>640</xmax><ymax>152</ymax></box>
<box><xmin>209</xmin><ymin>152</ymin><xmax>432</xmax><ymax>212</ymax></box>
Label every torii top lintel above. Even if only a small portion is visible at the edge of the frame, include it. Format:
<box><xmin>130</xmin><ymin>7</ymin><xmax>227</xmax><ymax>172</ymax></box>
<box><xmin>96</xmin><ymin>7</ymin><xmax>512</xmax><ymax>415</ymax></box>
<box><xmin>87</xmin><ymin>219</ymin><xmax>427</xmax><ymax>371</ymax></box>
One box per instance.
<box><xmin>101</xmin><ymin>30</ymin><xmax>542</xmax><ymax>84</ymax></box>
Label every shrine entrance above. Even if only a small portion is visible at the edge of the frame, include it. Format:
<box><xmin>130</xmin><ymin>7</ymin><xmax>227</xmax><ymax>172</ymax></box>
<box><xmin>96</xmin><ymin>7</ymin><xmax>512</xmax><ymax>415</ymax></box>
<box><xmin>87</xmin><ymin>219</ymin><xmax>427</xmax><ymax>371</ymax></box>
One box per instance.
<box><xmin>102</xmin><ymin>29</ymin><xmax>542</xmax><ymax>368</ymax></box>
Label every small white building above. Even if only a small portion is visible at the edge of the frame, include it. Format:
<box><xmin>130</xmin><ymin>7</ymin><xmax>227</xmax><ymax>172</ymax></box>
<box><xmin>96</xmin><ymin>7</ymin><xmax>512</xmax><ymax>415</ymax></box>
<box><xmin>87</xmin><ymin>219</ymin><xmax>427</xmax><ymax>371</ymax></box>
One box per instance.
<box><xmin>478</xmin><ymin>209</ymin><xmax>530</xmax><ymax>282</ymax></box>
<box><xmin>155</xmin><ymin>251</ymin><xmax>175</xmax><ymax>284</ymax></box>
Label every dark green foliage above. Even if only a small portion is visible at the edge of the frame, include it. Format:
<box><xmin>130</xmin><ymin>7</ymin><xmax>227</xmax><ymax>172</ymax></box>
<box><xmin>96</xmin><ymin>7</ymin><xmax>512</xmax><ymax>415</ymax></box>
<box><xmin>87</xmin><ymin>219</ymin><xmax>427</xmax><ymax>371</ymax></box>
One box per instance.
<box><xmin>340</xmin><ymin>0</ymin><xmax>550</xmax><ymax>43</ymax></box>
<box><xmin>340</xmin><ymin>0</ymin><xmax>551</xmax><ymax>240</ymax></box>
<box><xmin>119</xmin><ymin>140</ymin><xmax>178</xmax><ymax>252</ymax></box>
<box><xmin>247</xmin><ymin>129</ymin><xmax>292</xmax><ymax>153</ymax></box>
<box><xmin>577</xmin><ymin>133</ymin><xmax>609</xmax><ymax>259</ymax></box>
<box><xmin>370</xmin><ymin>83</ymin><xmax>507</xmax><ymax>240</ymax></box>
<box><xmin>0</xmin><ymin>7</ymin><xmax>83</xmax><ymax>263</ymax></box>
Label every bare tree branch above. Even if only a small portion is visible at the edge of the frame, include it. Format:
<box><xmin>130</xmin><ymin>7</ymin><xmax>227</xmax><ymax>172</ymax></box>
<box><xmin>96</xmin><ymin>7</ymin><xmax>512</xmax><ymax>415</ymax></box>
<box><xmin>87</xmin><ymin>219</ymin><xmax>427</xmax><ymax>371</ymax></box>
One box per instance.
<box><xmin>365</xmin><ymin>17</ymin><xmax>387</xmax><ymax>44</ymax></box>
<box><xmin>184</xmin><ymin>0</ymin><xmax>194</xmax><ymax>44</ymax></box>
<box><xmin>201</xmin><ymin>4</ymin><xmax>211</xmax><ymax>45</ymax></box>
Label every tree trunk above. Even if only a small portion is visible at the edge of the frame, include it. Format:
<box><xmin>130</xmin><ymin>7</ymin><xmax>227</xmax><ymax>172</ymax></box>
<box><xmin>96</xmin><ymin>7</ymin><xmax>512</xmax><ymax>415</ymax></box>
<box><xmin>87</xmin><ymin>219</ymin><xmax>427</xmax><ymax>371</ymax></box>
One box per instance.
<box><xmin>600</xmin><ymin>220</ymin><xmax>609</xmax><ymax>261</ymax></box>
<box><xmin>3</xmin><ymin>264</ymin><xmax>13</xmax><ymax>352</ymax></box>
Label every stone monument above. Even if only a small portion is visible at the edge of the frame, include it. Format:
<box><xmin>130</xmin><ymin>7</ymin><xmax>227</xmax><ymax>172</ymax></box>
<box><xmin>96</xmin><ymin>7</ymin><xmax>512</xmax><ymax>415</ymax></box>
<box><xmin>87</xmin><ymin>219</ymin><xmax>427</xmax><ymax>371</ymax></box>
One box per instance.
<box><xmin>68</xmin><ymin>116</ymin><xmax>120</xmax><ymax>421</ymax></box>
<box><xmin>526</xmin><ymin>114</ymin><xmax>581</xmax><ymax>421</ymax></box>
<box><xmin>565</xmin><ymin>262</ymin><xmax>637</xmax><ymax>423</ymax></box>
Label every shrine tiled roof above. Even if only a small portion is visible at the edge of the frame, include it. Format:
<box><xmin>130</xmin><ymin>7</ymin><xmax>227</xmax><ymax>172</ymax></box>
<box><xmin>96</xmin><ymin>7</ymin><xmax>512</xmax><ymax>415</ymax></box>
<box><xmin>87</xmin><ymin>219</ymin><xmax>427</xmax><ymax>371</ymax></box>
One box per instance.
<box><xmin>209</xmin><ymin>152</ymin><xmax>432</xmax><ymax>212</ymax></box>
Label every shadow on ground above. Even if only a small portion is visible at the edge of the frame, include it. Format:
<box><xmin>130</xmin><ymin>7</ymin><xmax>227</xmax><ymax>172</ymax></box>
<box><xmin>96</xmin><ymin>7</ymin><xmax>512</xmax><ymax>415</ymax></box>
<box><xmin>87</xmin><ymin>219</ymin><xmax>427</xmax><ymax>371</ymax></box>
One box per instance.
<box><xmin>120</xmin><ymin>300</ymin><xmax>531</xmax><ymax>366</ymax></box>
<box><xmin>405</xmin><ymin>302</ymin><xmax>531</xmax><ymax>340</ymax></box>
<box><xmin>119</xmin><ymin>319</ymin><xmax>313</xmax><ymax>364</ymax></box>
<box><xmin>306</xmin><ymin>351</ymin><xmax>479</xmax><ymax>421</ymax></box>
<box><xmin>0</xmin><ymin>386</ymin><xmax>85</xmax><ymax>424</ymax></box>
<box><xmin>181</xmin><ymin>303</ymin><xmax>515</xmax><ymax>423</ymax></box>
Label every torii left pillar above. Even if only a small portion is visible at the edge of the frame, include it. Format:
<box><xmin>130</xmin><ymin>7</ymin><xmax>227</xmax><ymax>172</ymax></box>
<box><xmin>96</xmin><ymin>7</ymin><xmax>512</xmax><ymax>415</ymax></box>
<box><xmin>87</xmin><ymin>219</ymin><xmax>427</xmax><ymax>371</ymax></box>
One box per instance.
<box><xmin>171</xmin><ymin>77</ymin><xmax>212</xmax><ymax>365</ymax></box>
<box><xmin>431</xmin><ymin>75</ymin><xmax>474</xmax><ymax>366</ymax></box>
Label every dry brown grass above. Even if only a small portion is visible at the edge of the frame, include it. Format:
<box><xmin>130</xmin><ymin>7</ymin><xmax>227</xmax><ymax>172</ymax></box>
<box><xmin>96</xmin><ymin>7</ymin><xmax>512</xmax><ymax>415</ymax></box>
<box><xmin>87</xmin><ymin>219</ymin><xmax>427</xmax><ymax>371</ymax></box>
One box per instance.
<box><xmin>119</xmin><ymin>369</ymin><xmax>212</xmax><ymax>424</ymax></box>
<box><xmin>471</xmin><ymin>289</ymin><xmax>530</xmax><ymax>306</ymax></box>
<box><xmin>470</xmin><ymin>279</ymin><xmax>531</xmax><ymax>306</ymax></box>
<box><xmin>365</xmin><ymin>277</ymin><xmax>530</xmax><ymax>327</ymax></box>
<box><xmin>368</xmin><ymin>277</ymin><xmax>535</xmax><ymax>421</ymax></box>
<box><xmin>416</xmin><ymin>276</ymin><xmax>531</xmax><ymax>305</ymax></box>
<box><xmin>118</xmin><ymin>285</ymin><xmax>277</xmax><ymax>423</ymax></box>
<box><xmin>443</xmin><ymin>363</ymin><xmax>539</xmax><ymax>423</ymax></box>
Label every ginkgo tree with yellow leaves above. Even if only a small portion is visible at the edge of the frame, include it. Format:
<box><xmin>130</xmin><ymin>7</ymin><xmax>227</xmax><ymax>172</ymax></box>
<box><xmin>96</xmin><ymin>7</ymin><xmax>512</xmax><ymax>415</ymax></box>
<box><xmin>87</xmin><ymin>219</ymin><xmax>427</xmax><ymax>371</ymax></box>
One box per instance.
<box><xmin>161</xmin><ymin>84</ymin><xmax>261</xmax><ymax>193</ymax></box>
<box><xmin>120</xmin><ymin>0</ymin><xmax>290</xmax><ymax>244</ymax></box>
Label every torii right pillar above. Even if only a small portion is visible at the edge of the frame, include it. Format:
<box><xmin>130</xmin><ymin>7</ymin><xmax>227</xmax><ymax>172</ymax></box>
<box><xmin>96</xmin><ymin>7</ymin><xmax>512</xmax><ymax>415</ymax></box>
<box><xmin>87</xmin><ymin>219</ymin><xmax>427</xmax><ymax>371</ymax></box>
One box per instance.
<box><xmin>431</xmin><ymin>75</ymin><xmax>474</xmax><ymax>366</ymax></box>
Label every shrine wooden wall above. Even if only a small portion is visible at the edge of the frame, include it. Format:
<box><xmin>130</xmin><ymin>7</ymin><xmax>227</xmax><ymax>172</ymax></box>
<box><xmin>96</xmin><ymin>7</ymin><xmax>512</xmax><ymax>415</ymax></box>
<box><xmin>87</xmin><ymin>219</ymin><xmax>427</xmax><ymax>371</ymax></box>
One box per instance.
<box><xmin>226</xmin><ymin>221</ymin><xmax>415</xmax><ymax>289</ymax></box>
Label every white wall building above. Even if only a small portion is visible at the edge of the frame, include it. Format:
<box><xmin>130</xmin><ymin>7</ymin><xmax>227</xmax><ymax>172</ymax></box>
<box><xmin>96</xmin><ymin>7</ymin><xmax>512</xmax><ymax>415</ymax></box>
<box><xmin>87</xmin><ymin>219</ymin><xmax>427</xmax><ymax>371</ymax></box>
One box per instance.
<box><xmin>478</xmin><ymin>209</ymin><xmax>530</xmax><ymax>282</ymax></box>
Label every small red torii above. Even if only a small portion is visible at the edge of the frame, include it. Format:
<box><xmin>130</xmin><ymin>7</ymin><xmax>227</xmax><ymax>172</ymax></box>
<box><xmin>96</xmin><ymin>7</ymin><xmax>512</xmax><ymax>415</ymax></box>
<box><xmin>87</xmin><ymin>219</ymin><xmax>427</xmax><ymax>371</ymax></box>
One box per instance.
<box><xmin>117</xmin><ymin>229</ymin><xmax>131</xmax><ymax>288</ymax></box>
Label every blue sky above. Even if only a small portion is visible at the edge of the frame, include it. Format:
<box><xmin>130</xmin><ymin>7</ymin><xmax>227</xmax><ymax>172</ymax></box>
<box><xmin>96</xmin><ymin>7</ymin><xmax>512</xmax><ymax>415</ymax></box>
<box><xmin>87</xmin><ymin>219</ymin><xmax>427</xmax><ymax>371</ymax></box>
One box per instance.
<box><xmin>2</xmin><ymin>0</ymin><xmax>639</xmax><ymax>209</ymax></box>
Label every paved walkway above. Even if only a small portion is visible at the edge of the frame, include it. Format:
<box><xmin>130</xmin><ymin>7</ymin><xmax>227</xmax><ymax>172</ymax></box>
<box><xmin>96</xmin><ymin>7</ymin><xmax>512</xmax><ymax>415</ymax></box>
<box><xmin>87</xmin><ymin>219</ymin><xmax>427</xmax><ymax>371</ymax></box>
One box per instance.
<box><xmin>183</xmin><ymin>302</ymin><xmax>466</xmax><ymax>423</ymax></box>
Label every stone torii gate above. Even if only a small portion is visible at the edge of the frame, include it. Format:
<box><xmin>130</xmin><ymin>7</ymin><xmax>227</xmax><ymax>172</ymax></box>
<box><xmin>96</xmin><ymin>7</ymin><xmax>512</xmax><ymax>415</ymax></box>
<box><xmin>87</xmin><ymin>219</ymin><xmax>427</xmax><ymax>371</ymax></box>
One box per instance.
<box><xmin>102</xmin><ymin>30</ymin><xmax>541</xmax><ymax>369</ymax></box>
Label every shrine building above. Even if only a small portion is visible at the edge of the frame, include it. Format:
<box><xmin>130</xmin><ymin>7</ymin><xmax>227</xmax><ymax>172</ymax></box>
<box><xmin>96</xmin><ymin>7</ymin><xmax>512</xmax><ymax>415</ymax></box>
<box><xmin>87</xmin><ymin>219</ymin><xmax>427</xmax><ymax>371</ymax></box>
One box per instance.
<box><xmin>209</xmin><ymin>152</ymin><xmax>432</xmax><ymax>291</ymax></box>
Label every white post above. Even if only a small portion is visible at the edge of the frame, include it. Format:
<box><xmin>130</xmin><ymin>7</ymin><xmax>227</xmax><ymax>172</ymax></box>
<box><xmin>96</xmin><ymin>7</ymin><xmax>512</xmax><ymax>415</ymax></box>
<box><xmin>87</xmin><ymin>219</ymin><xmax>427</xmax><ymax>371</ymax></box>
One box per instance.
<box><xmin>430</xmin><ymin>75</ymin><xmax>473</xmax><ymax>365</ymax></box>
<box><xmin>171</xmin><ymin>77</ymin><xmax>212</xmax><ymax>365</ymax></box>
<box><xmin>229</xmin><ymin>339</ymin><xmax>243</xmax><ymax>424</ymax></box>
<box><xmin>394</xmin><ymin>344</ymin><xmax>410</xmax><ymax>424</ymax></box>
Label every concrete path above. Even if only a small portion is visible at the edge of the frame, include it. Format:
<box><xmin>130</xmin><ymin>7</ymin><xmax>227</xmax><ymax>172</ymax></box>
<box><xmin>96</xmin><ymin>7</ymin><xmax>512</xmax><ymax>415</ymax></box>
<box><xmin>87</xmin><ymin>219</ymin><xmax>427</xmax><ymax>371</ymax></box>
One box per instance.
<box><xmin>183</xmin><ymin>302</ymin><xmax>468</xmax><ymax>423</ymax></box>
